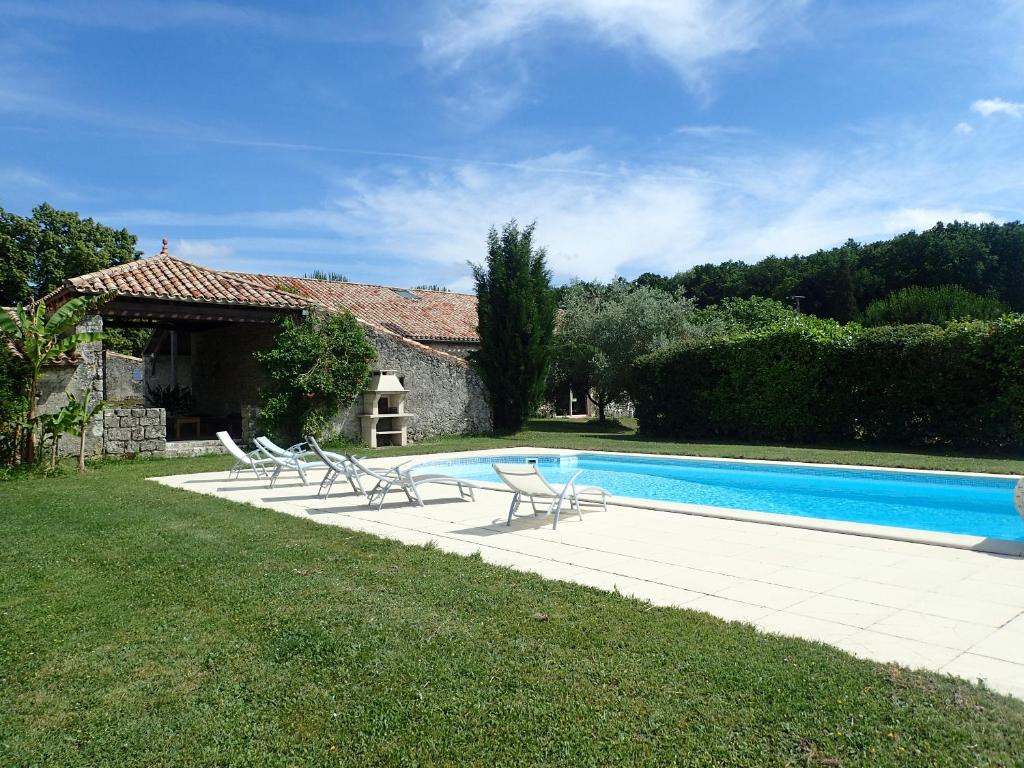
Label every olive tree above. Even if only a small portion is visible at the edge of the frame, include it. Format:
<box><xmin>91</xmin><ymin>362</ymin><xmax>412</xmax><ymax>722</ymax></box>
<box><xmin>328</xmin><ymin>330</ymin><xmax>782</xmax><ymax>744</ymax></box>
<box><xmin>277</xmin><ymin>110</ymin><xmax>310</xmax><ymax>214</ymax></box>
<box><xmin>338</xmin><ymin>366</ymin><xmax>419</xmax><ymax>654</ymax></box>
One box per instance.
<box><xmin>553</xmin><ymin>280</ymin><xmax>704</xmax><ymax>421</ymax></box>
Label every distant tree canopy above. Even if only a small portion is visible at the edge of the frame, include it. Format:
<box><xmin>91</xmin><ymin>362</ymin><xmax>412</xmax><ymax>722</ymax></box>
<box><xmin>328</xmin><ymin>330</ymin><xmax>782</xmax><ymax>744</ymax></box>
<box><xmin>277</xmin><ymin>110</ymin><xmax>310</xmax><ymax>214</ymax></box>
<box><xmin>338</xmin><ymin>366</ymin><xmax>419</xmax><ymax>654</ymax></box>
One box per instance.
<box><xmin>304</xmin><ymin>270</ymin><xmax>349</xmax><ymax>283</ymax></box>
<box><xmin>0</xmin><ymin>203</ymin><xmax>141</xmax><ymax>305</ymax></box>
<box><xmin>636</xmin><ymin>221</ymin><xmax>1024</xmax><ymax>322</ymax></box>
<box><xmin>862</xmin><ymin>285</ymin><xmax>1009</xmax><ymax>327</ymax></box>
<box><xmin>1</xmin><ymin>203</ymin><xmax>146</xmax><ymax>355</ymax></box>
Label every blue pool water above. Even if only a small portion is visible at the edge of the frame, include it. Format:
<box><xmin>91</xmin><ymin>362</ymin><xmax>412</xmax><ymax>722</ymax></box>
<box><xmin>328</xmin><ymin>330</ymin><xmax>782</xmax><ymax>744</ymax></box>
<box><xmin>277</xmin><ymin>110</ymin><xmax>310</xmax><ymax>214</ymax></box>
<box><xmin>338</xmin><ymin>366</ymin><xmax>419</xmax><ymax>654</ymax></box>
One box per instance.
<box><xmin>415</xmin><ymin>453</ymin><xmax>1024</xmax><ymax>542</ymax></box>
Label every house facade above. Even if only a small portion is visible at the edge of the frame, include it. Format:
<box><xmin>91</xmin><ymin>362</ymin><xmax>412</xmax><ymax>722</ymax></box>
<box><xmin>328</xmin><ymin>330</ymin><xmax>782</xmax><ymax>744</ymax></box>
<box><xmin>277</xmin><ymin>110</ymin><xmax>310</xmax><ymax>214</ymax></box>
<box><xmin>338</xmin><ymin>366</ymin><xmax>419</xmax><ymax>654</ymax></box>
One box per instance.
<box><xmin>41</xmin><ymin>244</ymin><xmax>490</xmax><ymax>456</ymax></box>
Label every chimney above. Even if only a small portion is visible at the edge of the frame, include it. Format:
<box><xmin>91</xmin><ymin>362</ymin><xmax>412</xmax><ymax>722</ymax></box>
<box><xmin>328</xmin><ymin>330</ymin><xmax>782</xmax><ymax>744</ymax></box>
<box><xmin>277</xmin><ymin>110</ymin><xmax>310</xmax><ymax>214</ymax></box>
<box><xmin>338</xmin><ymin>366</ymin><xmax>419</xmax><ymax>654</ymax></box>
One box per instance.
<box><xmin>160</xmin><ymin>238</ymin><xmax>169</xmax><ymax>255</ymax></box>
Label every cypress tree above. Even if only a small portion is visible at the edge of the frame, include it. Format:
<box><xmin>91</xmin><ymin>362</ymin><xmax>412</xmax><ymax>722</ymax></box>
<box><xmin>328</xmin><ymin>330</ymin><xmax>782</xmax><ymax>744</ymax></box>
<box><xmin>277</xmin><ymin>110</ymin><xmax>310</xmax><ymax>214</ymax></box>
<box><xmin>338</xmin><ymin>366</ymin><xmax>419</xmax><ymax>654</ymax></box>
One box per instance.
<box><xmin>471</xmin><ymin>220</ymin><xmax>556</xmax><ymax>432</ymax></box>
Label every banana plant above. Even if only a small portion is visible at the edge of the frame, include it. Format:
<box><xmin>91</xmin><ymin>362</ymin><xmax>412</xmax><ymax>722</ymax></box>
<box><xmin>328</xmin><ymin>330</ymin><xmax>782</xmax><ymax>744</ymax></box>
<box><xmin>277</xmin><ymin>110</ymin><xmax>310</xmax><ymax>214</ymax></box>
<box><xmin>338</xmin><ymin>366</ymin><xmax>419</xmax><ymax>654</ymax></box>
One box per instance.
<box><xmin>0</xmin><ymin>295</ymin><xmax>106</xmax><ymax>463</ymax></box>
<box><xmin>37</xmin><ymin>412</ymin><xmax>64</xmax><ymax>471</ymax></box>
<box><xmin>62</xmin><ymin>390</ymin><xmax>105</xmax><ymax>473</ymax></box>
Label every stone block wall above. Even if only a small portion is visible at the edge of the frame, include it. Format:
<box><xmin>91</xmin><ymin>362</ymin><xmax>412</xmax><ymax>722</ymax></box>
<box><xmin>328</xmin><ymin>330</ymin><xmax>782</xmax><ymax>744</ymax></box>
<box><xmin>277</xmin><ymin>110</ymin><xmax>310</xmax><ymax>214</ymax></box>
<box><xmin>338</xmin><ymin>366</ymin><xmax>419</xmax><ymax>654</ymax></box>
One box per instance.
<box><xmin>104</xmin><ymin>351</ymin><xmax>144</xmax><ymax>402</ymax></box>
<box><xmin>103</xmin><ymin>408</ymin><xmax>166</xmax><ymax>456</ymax></box>
<box><xmin>37</xmin><ymin>313</ymin><xmax>105</xmax><ymax>457</ymax></box>
<box><xmin>334</xmin><ymin>327</ymin><xmax>492</xmax><ymax>443</ymax></box>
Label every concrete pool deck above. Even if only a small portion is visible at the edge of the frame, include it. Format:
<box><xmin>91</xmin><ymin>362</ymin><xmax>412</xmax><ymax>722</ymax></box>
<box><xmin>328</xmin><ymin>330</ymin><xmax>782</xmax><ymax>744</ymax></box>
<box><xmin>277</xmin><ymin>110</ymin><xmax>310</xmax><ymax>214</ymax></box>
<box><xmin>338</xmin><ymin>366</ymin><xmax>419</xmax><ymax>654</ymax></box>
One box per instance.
<box><xmin>155</xmin><ymin>448</ymin><xmax>1024</xmax><ymax>700</ymax></box>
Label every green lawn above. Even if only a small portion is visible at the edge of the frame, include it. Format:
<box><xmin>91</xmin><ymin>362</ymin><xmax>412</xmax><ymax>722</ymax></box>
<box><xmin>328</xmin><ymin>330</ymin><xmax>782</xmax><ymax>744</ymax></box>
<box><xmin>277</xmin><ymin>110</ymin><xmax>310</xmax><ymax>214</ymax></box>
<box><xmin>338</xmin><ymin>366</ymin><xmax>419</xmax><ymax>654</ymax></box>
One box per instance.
<box><xmin>2</xmin><ymin>430</ymin><xmax>1024</xmax><ymax>765</ymax></box>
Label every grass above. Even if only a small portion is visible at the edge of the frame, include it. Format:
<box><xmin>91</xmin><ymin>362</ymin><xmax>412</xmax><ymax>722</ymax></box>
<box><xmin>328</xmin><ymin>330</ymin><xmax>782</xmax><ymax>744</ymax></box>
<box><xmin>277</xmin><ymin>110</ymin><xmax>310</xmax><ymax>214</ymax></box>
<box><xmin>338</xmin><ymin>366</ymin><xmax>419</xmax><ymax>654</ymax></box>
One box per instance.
<box><xmin>333</xmin><ymin>417</ymin><xmax>1024</xmax><ymax>475</ymax></box>
<box><xmin>2</xmin><ymin>433</ymin><xmax>1024</xmax><ymax>765</ymax></box>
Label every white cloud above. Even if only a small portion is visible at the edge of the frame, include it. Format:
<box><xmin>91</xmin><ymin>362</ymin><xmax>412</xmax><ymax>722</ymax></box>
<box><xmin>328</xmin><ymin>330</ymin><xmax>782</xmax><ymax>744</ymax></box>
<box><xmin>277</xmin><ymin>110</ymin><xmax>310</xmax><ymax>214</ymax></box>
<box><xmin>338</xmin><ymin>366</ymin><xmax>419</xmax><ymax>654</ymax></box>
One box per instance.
<box><xmin>676</xmin><ymin>124</ymin><xmax>753</xmax><ymax>138</ymax></box>
<box><xmin>174</xmin><ymin>239</ymin><xmax>235</xmax><ymax>260</ymax></box>
<box><xmin>94</xmin><ymin>121</ymin><xmax>1024</xmax><ymax>286</ymax></box>
<box><xmin>971</xmin><ymin>97</ymin><xmax>1024</xmax><ymax>118</ymax></box>
<box><xmin>954</xmin><ymin>121</ymin><xmax>974</xmax><ymax>135</ymax></box>
<box><xmin>424</xmin><ymin>0</ymin><xmax>809</xmax><ymax>90</ymax></box>
<box><xmin>882</xmin><ymin>208</ymin><xmax>993</xmax><ymax>232</ymax></box>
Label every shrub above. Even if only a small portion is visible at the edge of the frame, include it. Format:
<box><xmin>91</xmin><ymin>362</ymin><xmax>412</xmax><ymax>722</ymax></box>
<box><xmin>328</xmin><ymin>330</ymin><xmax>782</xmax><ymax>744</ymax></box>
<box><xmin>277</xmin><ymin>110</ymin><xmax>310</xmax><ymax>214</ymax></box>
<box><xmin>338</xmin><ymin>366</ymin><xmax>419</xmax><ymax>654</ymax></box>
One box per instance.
<box><xmin>694</xmin><ymin>296</ymin><xmax>796</xmax><ymax>333</ymax></box>
<box><xmin>0</xmin><ymin>346</ymin><xmax>27</xmax><ymax>464</ymax></box>
<box><xmin>255</xmin><ymin>310</ymin><xmax>376</xmax><ymax>442</ymax></box>
<box><xmin>634</xmin><ymin>314</ymin><xmax>1024</xmax><ymax>449</ymax></box>
<box><xmin>862</xmin><ymin>284</ymin><xmax>1008</xmax><ymax>326</ymax></box>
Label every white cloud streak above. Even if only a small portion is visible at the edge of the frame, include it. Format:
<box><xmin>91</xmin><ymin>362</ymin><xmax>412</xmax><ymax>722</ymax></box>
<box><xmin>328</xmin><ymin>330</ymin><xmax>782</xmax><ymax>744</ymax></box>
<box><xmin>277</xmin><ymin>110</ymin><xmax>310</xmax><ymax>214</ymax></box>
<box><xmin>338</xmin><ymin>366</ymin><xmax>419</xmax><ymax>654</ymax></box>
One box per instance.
<box><xmin>174</xmin><ymin>239</ymin><xmax>236</xmax><ymax>260</ymax></box>
<box><xmin>675</xmin><ymin>124</ymin><xmax>753</xmax><ymax>138</ymax></box>
<box><xmin>99</xmin><ymin>117</ymin><xmax>1024</xmax><ymax>286</ymax></box>
<box><xmin>971</xmin><ymin>97</ymin><xmax>1024</xmax><ymax>118</ymax></box>
<box><xmin>424</xmin><ymin>0</ymin><xmax>809</xmax><ymax>91</ymax></box>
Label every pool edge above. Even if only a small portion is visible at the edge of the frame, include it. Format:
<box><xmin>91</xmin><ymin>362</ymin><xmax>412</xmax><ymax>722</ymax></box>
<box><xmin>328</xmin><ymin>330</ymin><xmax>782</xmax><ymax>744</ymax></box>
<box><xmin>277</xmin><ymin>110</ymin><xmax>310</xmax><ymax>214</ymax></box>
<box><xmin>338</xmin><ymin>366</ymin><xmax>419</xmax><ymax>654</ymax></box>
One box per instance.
<box><xmin>404</xmin><ymin>446</ymin><xmax>1024</xmax><ymax>557</ymax></box>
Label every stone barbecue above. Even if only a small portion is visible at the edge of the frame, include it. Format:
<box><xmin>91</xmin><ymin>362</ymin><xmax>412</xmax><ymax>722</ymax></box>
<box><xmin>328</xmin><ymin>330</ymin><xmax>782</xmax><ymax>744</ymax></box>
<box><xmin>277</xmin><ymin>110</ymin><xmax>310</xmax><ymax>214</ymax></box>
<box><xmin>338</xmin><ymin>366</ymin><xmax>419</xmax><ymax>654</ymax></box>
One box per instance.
<box><xmin>359</xmin><ymin>370</ymin><xmax>413</xmax><ymax>448</ymax></box>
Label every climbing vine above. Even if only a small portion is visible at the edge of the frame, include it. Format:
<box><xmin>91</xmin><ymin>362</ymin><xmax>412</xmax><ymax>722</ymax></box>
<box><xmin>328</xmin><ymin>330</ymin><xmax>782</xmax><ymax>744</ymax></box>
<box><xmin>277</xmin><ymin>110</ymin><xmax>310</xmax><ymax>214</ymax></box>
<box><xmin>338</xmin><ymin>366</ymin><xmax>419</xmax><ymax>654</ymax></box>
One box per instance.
<box><xmin>254</xmin><ymin>310</ymin><xmax>376</xmax><ymax>441</ymax></box>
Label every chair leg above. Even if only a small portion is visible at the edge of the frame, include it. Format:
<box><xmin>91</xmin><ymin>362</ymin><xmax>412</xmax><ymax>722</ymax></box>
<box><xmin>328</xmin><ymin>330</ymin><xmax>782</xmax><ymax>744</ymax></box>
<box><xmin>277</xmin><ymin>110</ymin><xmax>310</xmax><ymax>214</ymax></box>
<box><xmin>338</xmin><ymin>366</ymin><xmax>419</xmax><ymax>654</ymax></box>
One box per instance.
<box><xmin>318</xmin><ymin>469</ymin><xmax>335</xmax><ymax>498</ymax></box>
<box><xmin>407</xmin><ymin>482</ymin><xmax>424</xmax><ymax>507</ymax></box>
<box><xmin>374</xmin><ymin>480</ymin><xmax>396</xmax><ymax>511</ymax></box>
<box><xmin>551</xmin><ymin>497</ymin><xmax>562</xmax><ymax>530</ymax></box>
<box><xmin>350</xmin><ymin>471</ymin><xmax>366</xmax><ymax>496</ymax></box>
<box><xmin>506</xmin><ymin>493</ymin><xmax>521</xmax><ymax>526</ymax></box>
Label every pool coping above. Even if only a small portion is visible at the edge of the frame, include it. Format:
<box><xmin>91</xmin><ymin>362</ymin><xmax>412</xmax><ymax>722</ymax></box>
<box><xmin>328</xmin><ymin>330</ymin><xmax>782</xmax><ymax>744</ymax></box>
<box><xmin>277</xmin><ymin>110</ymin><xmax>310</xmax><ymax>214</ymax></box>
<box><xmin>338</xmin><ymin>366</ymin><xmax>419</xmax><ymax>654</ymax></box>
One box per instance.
<box><xmin>402</xmin><ymin>446</ymin><xmax>1024</xmax><ymax>557</ymax></box>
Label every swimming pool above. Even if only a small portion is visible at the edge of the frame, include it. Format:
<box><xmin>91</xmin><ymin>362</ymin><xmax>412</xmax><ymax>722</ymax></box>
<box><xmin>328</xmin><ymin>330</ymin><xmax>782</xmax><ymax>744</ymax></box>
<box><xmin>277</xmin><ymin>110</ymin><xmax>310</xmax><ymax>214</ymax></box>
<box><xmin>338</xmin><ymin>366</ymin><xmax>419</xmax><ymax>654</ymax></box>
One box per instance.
<box><xmin>417</xmin><ymin>453</ymin><xmax>1024</xmax><ymax>542</ymax></box>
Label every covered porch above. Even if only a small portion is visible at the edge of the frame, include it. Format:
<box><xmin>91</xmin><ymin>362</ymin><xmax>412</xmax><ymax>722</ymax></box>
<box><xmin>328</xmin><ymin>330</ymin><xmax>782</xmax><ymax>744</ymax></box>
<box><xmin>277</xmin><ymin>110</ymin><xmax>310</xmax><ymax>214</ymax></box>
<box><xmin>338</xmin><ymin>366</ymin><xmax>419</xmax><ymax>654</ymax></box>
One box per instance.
<box><xmin>100</xmin><ymin>295</ymin><xmax>301</xmax><ymax>443</ymax></box>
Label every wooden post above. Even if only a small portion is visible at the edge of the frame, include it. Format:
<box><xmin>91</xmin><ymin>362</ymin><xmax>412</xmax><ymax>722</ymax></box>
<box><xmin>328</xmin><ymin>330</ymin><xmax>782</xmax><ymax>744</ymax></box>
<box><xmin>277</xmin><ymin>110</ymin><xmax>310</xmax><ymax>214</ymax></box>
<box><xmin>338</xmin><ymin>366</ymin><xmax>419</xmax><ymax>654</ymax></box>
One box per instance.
<box><xmin>169</xmin><ymin>330</ymin><xmax>178</xmax><ymax>389</ymax></box>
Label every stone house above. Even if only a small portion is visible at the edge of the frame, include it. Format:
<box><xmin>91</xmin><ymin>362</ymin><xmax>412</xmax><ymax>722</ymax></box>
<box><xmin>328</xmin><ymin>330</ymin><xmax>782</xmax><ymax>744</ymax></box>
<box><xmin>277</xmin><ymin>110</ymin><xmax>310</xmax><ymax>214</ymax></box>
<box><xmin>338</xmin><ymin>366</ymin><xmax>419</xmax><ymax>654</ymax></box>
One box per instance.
<box><xmin>39</xmin><ymin>243</ymin><xmax>490</xmax><ymax>457</ymax></box>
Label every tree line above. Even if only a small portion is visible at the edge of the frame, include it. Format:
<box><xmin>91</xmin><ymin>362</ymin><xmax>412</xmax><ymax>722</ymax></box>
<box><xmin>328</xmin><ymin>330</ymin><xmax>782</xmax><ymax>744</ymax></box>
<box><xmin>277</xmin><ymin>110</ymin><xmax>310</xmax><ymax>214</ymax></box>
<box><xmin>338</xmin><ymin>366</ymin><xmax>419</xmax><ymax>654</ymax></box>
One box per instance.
<box><xmin>635</xmin><ymin>221</ymin><xmax>1024</xmax><ymax>322</ymax></box>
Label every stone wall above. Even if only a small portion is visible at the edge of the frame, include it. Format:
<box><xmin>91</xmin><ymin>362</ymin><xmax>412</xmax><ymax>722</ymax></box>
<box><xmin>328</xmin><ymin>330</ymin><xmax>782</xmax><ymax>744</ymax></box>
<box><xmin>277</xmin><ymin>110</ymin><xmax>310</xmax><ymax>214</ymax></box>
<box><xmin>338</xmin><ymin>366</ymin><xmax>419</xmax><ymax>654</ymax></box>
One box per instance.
<box><xmin>334</xmin><ymin>328</ymin><xmax>492</xmax><ymax>442</ymax></box>
<box><xmin>423</xmin><ymin>341</ymin><xmax>479</xmax><ymax>360</ymax></box>
<box><xmin>37</xmin><ymin>314</ymin><xmax>105</xmax><ymax>457</ymax></box>
<box><xmin>102</xmin><ymin>408</ymin><xmax>166</xmax><ymax>456</ymax></box>
<box><xmin>104</xmin><ymin>351</ymin><xmax>144</xmax><ymax>402</ymax></box>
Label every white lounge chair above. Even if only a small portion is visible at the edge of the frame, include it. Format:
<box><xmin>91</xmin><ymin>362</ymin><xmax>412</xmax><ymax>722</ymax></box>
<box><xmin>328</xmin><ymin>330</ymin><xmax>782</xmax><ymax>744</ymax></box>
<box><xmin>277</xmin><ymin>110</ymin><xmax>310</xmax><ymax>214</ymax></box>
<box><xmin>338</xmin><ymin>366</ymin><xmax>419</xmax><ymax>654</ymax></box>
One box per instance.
<box><xmin>255</xmin><ymin>435</ymin><xmax>309</xmax><ymax>458</ymax></box>
<box><xmin>266</xmin><ymin>452</ymin><xmax>329</xmax><ymax>488</ymax></box>
<box><xmin>493</xmin><ymin>463</ymin><xmax>608</xmax><ymax>530</ymax></box>
<box><xmin>217</xmin><ymin>431</ymin><xmax>276</xmax><ymax>479</ymax></box>
<box><xmin>305</xmin><ymin>436</ymin><xmax>369</xmax><ymax>498</ymax></box>
<box><xmin>347</xmin><ymin>456</ymin><xmax>481</xmax><ymax>510</ymax></box>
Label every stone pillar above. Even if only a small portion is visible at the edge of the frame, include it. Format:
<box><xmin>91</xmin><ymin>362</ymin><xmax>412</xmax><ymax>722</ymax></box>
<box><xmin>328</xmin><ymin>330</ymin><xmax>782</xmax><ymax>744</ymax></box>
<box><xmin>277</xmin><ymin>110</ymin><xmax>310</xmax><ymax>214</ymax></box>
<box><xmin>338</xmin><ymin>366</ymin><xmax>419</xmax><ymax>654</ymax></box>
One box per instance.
<box><xmin>37</xmin><ymin>313</ymin><xmax>106</xmax><ymax>457</ymax></box>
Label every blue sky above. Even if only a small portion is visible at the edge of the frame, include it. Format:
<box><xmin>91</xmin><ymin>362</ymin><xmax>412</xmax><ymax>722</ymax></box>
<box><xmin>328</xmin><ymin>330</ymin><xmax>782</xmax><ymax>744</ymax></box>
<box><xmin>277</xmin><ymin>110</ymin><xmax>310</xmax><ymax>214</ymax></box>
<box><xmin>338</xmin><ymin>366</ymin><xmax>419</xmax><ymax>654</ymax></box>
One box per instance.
<box><xmin>1</xmin><ymin>0</ymin><xmax>1023</xmax><ymax>291</ymax></box>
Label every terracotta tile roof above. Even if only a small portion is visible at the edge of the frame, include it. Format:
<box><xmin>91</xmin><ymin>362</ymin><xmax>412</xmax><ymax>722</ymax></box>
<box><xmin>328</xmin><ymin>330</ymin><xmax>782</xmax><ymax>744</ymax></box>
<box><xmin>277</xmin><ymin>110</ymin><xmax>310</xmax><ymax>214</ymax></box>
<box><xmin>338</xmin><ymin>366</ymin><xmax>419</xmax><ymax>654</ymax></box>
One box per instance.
<box><xmin>62</xmin><ymin>255</ymin><xmax>312</xmax><ymax>311</ymax></box>
<box><xmin>227</xmin><ymin>273</ymin><xmax>480</xmax><ymax>343</ymax></box>
<box><xmin>55</xmin><ymin>254</ymin><xmax>481</xmax><ymax>344</ymax></box>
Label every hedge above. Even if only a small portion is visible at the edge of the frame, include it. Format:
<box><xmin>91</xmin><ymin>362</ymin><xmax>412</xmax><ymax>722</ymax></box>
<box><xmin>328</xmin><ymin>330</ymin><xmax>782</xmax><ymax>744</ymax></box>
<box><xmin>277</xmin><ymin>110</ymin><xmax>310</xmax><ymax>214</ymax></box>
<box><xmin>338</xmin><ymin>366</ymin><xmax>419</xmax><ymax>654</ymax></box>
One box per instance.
<box><xmin>633</xmin><ymin>314</ymin><xmax>1024</xmax><ymax>449</ymax></box>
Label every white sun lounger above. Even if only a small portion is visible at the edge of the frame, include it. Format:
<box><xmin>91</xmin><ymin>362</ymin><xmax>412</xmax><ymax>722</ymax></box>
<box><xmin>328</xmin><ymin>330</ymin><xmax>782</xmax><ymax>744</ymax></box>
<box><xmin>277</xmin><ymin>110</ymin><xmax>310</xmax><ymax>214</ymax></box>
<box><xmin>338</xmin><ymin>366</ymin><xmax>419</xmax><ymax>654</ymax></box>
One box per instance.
<box><xmin>493</xmin><ymin>463</ymin><xmax>608</xmax><ymax>530</ymax></box>
<box><xmin>255</xmin><ymin>435</ymin><xmax>310</xmax><ymax>459</ymax></box>
<box><xmin>305</xmin><ymin>436</ymin><xmax>370</xmax><ymax>498</ymax></box>
<box><xmin>217</xmin><ymin>431</ymin><xmax>276</xmax><ymax>479</ymax></box>
<box><xmin>345</xmin><ymin>456</ymin><xmax>482</xmax><ymax>511</ymax></box>
<box><xmin>264</xmin><ymin>448</ymin><xmax>331</xmax><ymax>488</ymax></box>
